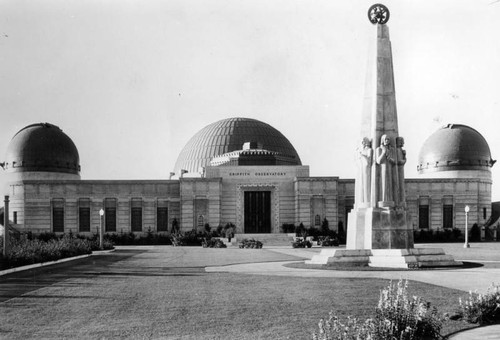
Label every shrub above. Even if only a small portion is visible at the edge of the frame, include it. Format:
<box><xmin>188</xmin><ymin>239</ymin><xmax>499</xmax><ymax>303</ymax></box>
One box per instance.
<box><xmin>313</xmin><ymin>279</ymin><xmax>443</xmax><ymax>340</ymax></box>
<box><xmin>313</xmin><ymin>314</ymin><xmax>373</xmax><ymax>340</ymax></box>
<box><xmin>204</xmin><ymin>223</ymin><xmax>211</xmax><ymax>234</ymax></box>
<box><xmin>470</xmin><ymin>223</ymin><xmax>481</xmax><ymax>242</ymax></box>
<box><xmin>238</xmin><ymin>239</ymin><xmax>263</xmax><ymax>249</ymax></box>
<box><xmin>280</xmin><ymin>223</ymin><xmax>296</xmax><ymax>233</ymax></box>
<box><xmin>223</xmin><ymin>223</ymin><xmax>236</xmax><ymax>239</ymax></box>
<box><xmin>337</xmin><ymin>221</ymin><xmax>346</xmax><ymax>245</ymax></box>
<box><xmin>317</xmin><ymin>236</ymin><xmax>339</xmax><ymax>247</ymax></box>
<box><xmin>295</xmin><ymin>223</ymin><xmax>307</xmax><ymax>238</ymax></box>
<box><xmin>202</xmin><ymin>238</ymin><xmax>227</xmax><ymax>248</ymax></box>
<box><xmin>457</xmin><ymin>283</ymin><xmax>500</xmax><ymax>325</ymax></box>
<box><xmin>2</xmin><ymin>235</ymin><xmax>93</xmax><ymax>268</ymax></box>
<box><xmin>292</xmin><ymin>239</ymin><xmax>312</xmax><ymax>248</ymax></box>
<box><xmin>307</xmin><ymin>227</ymin><xmax>322</xmax><ymax>239</ymax></box>
<box><xmin>170</xmin><ymin>230</ymin><xmax>203</xmax><ymax>246</ymax></box>
<box><xmin>374</xmin><ymin>279</ymin><xmax>442</xmax><ymax>339</ymax></box>
<box><xmin>216</xmin><ymin>224</ymin><xmax>224</xmax><ymax>237</ymax></box>
<box><xmin>320</xmin><ymin>218</ymin><xmax>329</xmax><ymax>234</ymax></box>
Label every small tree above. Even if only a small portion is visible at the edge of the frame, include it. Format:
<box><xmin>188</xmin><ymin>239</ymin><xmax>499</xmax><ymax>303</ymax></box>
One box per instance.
<box><xmin>470</xmin><ymin>223</ymin><xmax>481</xmax><ymax>242</ymax></box>
<box><xmin>320</xmin><ymin>218</ymin><xmax>329</xmax><ymax>235</ymax></box>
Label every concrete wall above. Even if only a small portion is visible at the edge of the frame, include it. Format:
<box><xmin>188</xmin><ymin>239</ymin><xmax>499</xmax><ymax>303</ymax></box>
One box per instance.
<box><xmin>5</xmin><ymin>169</ymin><xmax>493</xmax><ymax>236</ymax></box>
<box><xmin>8</xmin><ymin>180</ymin><xmax>180</xmax><ymax>234</ymax></box>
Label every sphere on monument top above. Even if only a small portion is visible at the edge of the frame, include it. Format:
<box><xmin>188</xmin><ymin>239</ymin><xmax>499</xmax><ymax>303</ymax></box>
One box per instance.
<box><xmin>174</xmin><ymin>117</ymin><xmax>301</xmax><ymax>175</ymax></box>
<box><xmin>417</xmin><ymin>124</ymin><xmax>495</xmax><ymax>179</ymax></box>
<box><xmin>3</xmin><ymin>123</ymin><xmax>81</xmax><ymax>181</ymax></box>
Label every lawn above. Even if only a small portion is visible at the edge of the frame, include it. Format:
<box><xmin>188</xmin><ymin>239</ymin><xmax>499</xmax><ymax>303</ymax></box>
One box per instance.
<box><xmin>0</xmin><ymin>247</ymin><xmax>481</xmax><ymax>339</ymax></box>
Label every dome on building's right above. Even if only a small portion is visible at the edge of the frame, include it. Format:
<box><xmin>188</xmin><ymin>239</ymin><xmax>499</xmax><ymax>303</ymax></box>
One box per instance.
<box><xmin>417</xmin><ymin>124</ymin><xmax>495</xmax><ymax>175</ymax></box>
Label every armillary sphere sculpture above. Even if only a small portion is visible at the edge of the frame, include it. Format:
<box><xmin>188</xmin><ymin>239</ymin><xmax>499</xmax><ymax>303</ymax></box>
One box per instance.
<box><xmin>368</xmin><ymin>4</ymin><xmax>390</xmax><ymax>24</ymax></box>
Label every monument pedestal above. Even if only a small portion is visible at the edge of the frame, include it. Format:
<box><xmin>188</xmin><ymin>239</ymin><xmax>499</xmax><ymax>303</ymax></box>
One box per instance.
<box><xmin>346</xmin><ymin>206</ymin><xmax>413</xmax><ymax>250</ymax></box>
<box><xmin>306</xmin><ymin>248</ymin><xmax>462</xmax><ymax>268</ymax></box>
<box><xmin>306</xmin><ymin>206</ymin><xmax>462</xmax><ymax>268</ymax></box>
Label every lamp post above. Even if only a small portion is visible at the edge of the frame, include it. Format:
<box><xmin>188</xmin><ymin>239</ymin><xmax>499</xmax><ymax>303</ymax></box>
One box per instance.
<box><xmin>3</xmin><ymin>195</ymin><xmax>9</xmax><ymax>257</ymax></box>
<box><xmin>464</xmin><ymin>205</ymin><xmax>470</xmax><ymax>248</ymax></box>
<box><xmin>99</xmin><ymin>208</ymin><xmax>104</xmax><ymax>250</ymax></box>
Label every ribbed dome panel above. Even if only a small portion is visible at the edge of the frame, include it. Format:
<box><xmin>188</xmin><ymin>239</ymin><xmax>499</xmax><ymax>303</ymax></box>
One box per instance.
<box><xmin>174</xmin><ymin>117</ymin><xmax>301</xmax><ymax>174</ymax></box>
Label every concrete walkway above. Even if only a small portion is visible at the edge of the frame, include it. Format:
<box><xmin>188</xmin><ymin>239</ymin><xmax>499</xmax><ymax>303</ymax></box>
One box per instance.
<box><xmin>206</xmin><ymin>247</ymin><xmax>500</xmax><ymax>339</ymax></box>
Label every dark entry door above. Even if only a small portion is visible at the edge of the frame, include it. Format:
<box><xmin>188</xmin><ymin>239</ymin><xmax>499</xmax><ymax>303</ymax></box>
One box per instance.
<box><xmin>244</xmin><ymin>191</ymin><xmax>271</xmax><ymax>233</ymax></box>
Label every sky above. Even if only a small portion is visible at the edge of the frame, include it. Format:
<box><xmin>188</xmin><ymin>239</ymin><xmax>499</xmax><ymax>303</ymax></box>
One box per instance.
<box><xmin>0</xmin><ymin>0</ymin><xmax>499</xmax><ymax>199</ymax></box>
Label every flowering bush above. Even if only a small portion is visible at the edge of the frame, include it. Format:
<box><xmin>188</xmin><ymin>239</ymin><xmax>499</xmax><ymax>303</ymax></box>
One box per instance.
<box><xmin>457</xmin><ymin>283</ymin><xmax>500</xmax><ymax>325</ymax></box>
<box><xmin>202</xmin><ymin>238</ymin><xmax>227</xmax><ymax>248</ymax></box>
<box><xmin>1</xmin><ymin>235</ymin><xmax>93</xmax><ymax>268</ymax></box>
<box><xmin>238</xmin><ymin>239</ymin><xmax>263</xmax><ymax>249</ymax></box>
<box><xmin>374</xmin><ymin>279</ymin><xmax>442</xmax><ymax>339</ymax></box>
<box><xmin>170</xmin><ymin>230</ymin><xmax>203</xmax><ymax>246</ymax></box>
<box><xmin>313</xmin><ymin>279</ymin><xmax>443</xmax><ymax>340</ymax></box>
<box><xmin>292</xmin><ymin>239</ymin><xmax>312</xmax><ymax>248</ymax></box>
<box><xmin>313</xmin><ymin>313</ymin><xmax>374</xmax><ymax>340</ymax></box>
<box><xmin>318</xmin><ymin>236</ymin><xmax>339</xmax><ymax>247</ymax></box>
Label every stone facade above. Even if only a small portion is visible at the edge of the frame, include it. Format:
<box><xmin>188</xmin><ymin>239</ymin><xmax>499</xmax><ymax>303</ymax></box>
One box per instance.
<box><xmin>4</xmin><ymin>168</ymin><xmax>490</xmax><ymax>236</ymax></box>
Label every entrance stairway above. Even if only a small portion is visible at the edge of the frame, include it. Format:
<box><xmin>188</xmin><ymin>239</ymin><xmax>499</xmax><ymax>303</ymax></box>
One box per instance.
<box><xmin>232</xmin><ymin>233</ymin><xmax>295</xmax><ymax>247</ymax></box>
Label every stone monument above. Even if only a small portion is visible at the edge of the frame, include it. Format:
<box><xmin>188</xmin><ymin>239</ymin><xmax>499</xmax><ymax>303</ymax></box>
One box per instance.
<box><xmin>307</xmin><ymin>4</ymin><xmax>460</xmax><ymax>268</ymax></box>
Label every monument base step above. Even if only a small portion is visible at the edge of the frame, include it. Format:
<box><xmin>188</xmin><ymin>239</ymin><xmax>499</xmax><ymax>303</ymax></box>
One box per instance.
<box><xmin>306</xmin><ymin>248</ymin><xmax>462</xmax><ymax>268</ymax></box>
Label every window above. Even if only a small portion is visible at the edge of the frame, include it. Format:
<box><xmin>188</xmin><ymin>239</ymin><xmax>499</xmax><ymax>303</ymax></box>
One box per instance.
<box><xmin>443</xmin><ymin>205</ymin><xmax>453</xmax><ymax>229</ymax></box>
<box><xmin>157</xmin><ymin>201</ymin><xmax>168</xmax><ymax>232</ymax></box>
<box><xmin>105</xmin><ymin>199</ymin><xmax>117</xmax><ymax>232</ymax></box>
<box><xmin>131</xmin><ymin>199</ymin><xmax>142</xmax><ymax>232</ymax></box>
<box><xmin>197</xmin><ymin>215</ymin><xmax>204</xmax><ymax>229</ymax></box>
<box><xmin>483</xmin><ymin>207</ymin><xmax>487</xmax><ymax>220</ymax></box>
<box><xmin>418</xmin><ymin>205</ymin><xmax>429</xmax><ymax>229</ymax></box>
<box><xmin>13</xmin><ymin>211</ymin><xmax>17</xmax><ymax>224</ymax></box>
<box><xmin>315</xmin><ymin>215</ymin><xmax>321</xmax><ymax>226</ymax></box>
<box><xmin>52</xmin><ymin>199</ymin><xmax>64</xmax><ymax>232</ymax></box>
<box><xmin>79</xmin><ymin>199</ymin><xmax>91</xmax><ymax>232</ymax></box>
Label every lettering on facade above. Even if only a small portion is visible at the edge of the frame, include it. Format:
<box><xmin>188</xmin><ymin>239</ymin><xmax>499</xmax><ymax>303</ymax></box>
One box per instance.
<box><xmin>228</xmin><ymin>172</ymin><xmax>287</xmax><ymax>177</ymax></box>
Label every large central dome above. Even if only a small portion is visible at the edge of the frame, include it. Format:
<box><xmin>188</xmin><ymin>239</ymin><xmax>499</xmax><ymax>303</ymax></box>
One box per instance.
<box><xmin>174</xmin><ymin>117</ymin><xmax>302</xmax><ymax>175</ymax></box>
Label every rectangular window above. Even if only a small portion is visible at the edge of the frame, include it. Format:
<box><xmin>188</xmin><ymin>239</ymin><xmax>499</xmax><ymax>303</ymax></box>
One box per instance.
<box><xmin>79</xmin><ymin>199</ymin><xmax>91</xmax><ymax>232</ymax></box>
<box><xmin>105</xmin><ymin>198</ymin><xmax>117</xmax><ymax>232</ymax></box>
<box><xmin>157</xmin><ymin>201</ymin><xmax>168</xmax><ymax>232</ymax></box>
<box><xmin>443</xmin><ymin>205</ymin><xmax>453</xmax><ymax>229</ymax></box>
<box><xmin>52</xmin><ymin>199</ymin><xmax>64</xmax><ymax>233</ymax></box>
<box><xmin>131</xmin><ymin>199</ymin><xmax>142</xmax><ymax>232</ymax></box>
<box><xmin>13</xmin><ymin>211</ymin><xmax>17</xmax><ymax>224</ymax></box>
<box><xmin>418</xmin><ymin>205</ymin><xmax>429</xmax><ymax>229</ymax></box>
<box><xmin>483</xmin><ymin>207</ymin><xmax>487</xmax><ymax>220</ymax></box>
<box><xmin>315</xmin><ymin>215</ymin><xmax>321</xmax><ymax>226</ymax></box>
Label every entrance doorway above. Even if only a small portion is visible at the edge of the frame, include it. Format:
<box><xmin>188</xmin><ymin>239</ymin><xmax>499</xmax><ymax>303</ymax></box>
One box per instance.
<box><xmin>244</xmin><ymin>191</ymin><xmax>271</xmax><ymax>233</ymax></box>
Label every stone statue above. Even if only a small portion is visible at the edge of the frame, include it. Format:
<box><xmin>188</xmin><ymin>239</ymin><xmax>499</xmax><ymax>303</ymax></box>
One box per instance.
<box><xmin>357</xmin><ymin>137</ymin><xmax>373</xmax><ymax>204</ymax></box>
<box><xmin>375</xmin><ymin>134</ymin><xmax>397</xmax><ymax>205</ymax></box>
<box><xmin>396</xmin><ymin>136</ymin><xmax>407</xmax><ymax>206</ymax></box>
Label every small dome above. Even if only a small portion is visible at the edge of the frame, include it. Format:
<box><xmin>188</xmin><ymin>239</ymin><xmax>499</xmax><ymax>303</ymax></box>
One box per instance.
<box><xmin>3</xmin><ymin>123</ymin><xmax>80</xmax><ymax>175</ymax></box>
<box><xmin>417</xmin><ymin>124</ymin><xmax>495</xmax><ymax>174</ymax></box>
<box><xmin>174</xmin><ymin>117</ymin><xmax>301</xmax><ymax>174</ymax></box>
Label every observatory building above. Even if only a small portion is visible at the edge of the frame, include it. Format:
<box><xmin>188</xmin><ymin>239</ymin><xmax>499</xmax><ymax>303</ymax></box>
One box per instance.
<box><xmin>0</xmin><ymin>119</ymin><xmax>495</xmax><ymax>236</ymax></box>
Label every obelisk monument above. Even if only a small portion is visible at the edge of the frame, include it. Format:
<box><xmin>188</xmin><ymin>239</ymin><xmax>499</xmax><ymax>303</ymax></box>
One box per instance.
<box><xmin>346</xmin><ymin>3</ymin><xmax>413</xmax><ymax>250</ymax></box>
<box><xmin>307</xmin><ymin>4</ymin><xmax>460</xmax><ymax>267</ymax></box>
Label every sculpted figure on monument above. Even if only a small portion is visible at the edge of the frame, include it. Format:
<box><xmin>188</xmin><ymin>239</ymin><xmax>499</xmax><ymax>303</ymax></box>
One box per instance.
<box><xmin>375</xmin><ymin>134</ymin><xmax>396</xmax><ymax>204</ymax></box>
<box><xmin>357</xmin><ymin>137</ymin><xmax>373</xmax><ymax>203</ymax></box>
<box><xmin>396</xmin><ymin>136</ymin><xmax>407</xmax><ymax>206</ymax></box>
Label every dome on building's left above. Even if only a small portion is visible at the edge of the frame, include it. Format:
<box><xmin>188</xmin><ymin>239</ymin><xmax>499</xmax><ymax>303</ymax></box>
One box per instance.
<box><xmin>3</xmin><ymin>123</ymin><xmax>80</xmax><ymax>176</ymax></box>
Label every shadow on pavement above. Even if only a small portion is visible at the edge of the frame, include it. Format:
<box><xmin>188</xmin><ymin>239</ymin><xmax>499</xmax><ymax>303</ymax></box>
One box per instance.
<box><xmin>0</xmin><ymin>249</ymin><xmax>146</xmax><ymax>303</ymax></box>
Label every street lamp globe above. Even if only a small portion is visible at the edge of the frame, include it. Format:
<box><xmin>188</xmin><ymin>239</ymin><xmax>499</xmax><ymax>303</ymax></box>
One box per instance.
<box><xmin>464</xmin><ymin>205</ymin><xmax>470</xmax><ymax>248</ymax></box>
